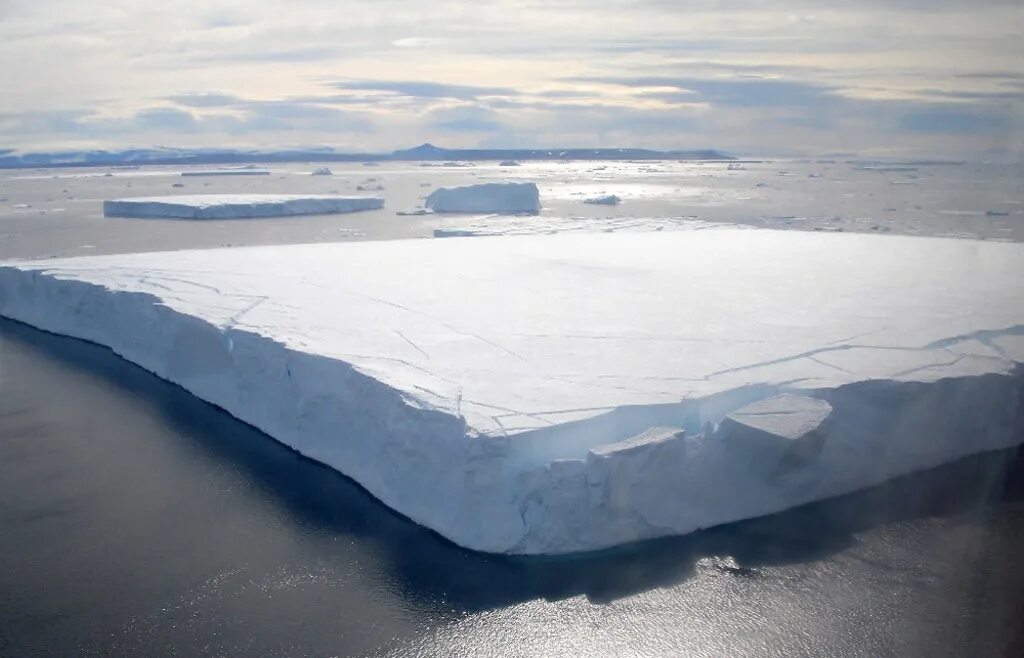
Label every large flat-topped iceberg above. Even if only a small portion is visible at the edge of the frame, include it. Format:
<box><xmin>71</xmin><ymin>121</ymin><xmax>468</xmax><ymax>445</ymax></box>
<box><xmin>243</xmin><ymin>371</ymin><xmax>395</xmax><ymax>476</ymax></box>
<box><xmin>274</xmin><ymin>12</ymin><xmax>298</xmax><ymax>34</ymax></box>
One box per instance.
<box><xmin>1</xmin><ymin>229</ymin><xmax>1023</xmax><ymax>554</ymax></box>
<box><xmin>104</xmin><ymin>194</ymin><xmax>384</xmax><ymax>219</ymax></box>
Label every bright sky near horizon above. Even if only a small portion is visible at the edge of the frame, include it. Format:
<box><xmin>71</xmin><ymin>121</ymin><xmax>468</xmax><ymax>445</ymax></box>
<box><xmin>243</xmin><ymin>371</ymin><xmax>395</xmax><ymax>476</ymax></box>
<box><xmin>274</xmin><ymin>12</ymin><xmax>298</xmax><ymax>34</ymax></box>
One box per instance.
<box><xmin>1</xmin><ymin>0</ymin><xmax>1022</xmax><ymax>157</ymax></box>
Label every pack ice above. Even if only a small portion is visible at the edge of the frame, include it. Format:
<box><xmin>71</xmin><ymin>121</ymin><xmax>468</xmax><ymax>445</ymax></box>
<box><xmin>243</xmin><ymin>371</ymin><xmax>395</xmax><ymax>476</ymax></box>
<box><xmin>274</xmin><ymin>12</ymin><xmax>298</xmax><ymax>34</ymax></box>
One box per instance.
<box><xmin>104</xmin><ymin>195</ymin><xmax>384</xmax><ymax>219</ymax></box>
<box><xmin>1</xmin><ymin>229</ymin><xmax>1022</xmax><ymax>555</ymax></box>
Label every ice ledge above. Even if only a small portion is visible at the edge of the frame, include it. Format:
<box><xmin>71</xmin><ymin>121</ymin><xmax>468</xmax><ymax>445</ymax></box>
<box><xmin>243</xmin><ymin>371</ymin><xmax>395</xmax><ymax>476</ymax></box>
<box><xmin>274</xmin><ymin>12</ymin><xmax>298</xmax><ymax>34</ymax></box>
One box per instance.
<box><xmin>1</xmin><ymin>229</ymin><xmax>1023</xmax><ymax>554</ymax></box>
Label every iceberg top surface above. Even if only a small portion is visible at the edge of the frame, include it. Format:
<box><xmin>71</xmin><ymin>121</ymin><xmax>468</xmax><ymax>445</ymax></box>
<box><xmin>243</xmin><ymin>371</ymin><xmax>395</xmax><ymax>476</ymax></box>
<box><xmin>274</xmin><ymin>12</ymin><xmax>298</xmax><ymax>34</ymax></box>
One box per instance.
<box><xmin>5</xmin><ymin>229</ymin><xmax>1023</xmax><ymax>436</ymax></box>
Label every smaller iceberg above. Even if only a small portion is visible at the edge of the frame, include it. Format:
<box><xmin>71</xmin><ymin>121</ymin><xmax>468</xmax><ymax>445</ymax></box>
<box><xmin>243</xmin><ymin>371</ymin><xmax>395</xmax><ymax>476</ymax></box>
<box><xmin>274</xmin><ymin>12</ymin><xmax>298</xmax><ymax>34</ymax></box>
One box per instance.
<box><xmin>425</xmin><ymin>182</ymin><xmax>540</xmax><ymax>214</ymax></box>
<box><xmin>583</xmin><ymin>194</ymin><xmax>622</xmax><ymax>206</ymax></box>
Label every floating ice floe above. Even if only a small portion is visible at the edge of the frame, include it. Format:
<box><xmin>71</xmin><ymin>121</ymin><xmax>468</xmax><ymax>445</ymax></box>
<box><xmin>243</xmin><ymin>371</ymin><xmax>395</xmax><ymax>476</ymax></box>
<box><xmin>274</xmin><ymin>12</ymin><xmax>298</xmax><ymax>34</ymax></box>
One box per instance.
<box><xmin>583</xmin><ymin>194</ymin><xmax>622</xmax><ymax>205</ymax></box>
<box><xmin>1</xmin><ymin>229</ymin><xmax>1022</xmax><ymax>555</ymax></box>
<box><xmin>311</xmin><ymin>167</ymin><xmax>333</xmax><ymax>176</ymax></box>
<box><xmin>425</xmin><ymin>182</ymin><xmax>541</xmax><ymax>214</ymax></box>
<box><xmin>103</xmin><ymin>194</ymin><xmax>383</xmax><ymax>219</ymax></box>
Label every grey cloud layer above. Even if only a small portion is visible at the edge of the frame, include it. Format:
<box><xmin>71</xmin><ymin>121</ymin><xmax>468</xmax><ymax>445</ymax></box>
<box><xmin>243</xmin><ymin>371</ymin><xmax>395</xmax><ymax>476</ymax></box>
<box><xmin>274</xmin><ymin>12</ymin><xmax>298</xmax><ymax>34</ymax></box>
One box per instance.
<box><xmin>0</xmin><ymin>0</ymin><xmax>1020</xmax><ymax>156</ymax></box>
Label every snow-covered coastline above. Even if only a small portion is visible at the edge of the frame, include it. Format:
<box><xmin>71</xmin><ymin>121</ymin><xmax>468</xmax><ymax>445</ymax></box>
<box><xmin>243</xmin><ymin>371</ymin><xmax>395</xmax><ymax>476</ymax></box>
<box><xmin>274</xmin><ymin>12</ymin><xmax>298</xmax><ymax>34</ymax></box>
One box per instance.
<box><xmin>1</xmin><ymin>229</ymin><xmax>1022</xmax><ymax>554</ymax></box>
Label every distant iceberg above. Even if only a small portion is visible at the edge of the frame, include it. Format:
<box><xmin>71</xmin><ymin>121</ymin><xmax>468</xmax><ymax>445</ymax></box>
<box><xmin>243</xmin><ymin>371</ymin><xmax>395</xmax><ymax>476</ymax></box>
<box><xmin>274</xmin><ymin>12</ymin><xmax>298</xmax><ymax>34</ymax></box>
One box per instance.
<box><xmin>103</xmin><ymin>194</ymin><xmax>383</xmax><ymax>219</ymax></box>
<box><xmin>425</xmin><ymin>182</ymin><xmax>540</xmax><ymax>214</ymax></box>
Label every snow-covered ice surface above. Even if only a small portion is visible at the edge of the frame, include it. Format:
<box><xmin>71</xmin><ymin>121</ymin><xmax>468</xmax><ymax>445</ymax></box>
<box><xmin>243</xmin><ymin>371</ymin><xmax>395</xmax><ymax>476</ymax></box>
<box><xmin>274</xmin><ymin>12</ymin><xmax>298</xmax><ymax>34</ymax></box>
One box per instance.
<box><xmin>103</xmin><ymin>194</ymin><xmax>384</xmax><ymax>219</ymax></box>
<box><xmin>425</xmin><ymin>182</ymin><xmax>540</xmax><ymax>213</ymax></box>
<box><xmin>1</xmin><ymin>228</ymin><xmax>1022</xmax><ymax>554</ymax></box>
<box><xmin>432</xmin><ymin>215</ymin><xmax>729</xmax><ymax>237</ymax></box>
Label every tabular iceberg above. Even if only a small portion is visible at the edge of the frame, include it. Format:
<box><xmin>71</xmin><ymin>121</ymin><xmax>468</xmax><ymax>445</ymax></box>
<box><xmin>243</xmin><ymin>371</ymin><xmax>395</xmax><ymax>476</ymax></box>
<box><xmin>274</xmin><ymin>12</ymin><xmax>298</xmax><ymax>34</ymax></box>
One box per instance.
<box><xmin>1</xmin><ymin>229</ymin><xmax>1022</xmax><ymax>554</ymax></box>
<box><xmin>103</xmin><ymin>194</ymin><xmax>384</xmax><ymax>219</ymax></box>
<box><xmin>425</xmin><ymin>182</ymin><xmax>541</xmax><ymax>213</ymax></box>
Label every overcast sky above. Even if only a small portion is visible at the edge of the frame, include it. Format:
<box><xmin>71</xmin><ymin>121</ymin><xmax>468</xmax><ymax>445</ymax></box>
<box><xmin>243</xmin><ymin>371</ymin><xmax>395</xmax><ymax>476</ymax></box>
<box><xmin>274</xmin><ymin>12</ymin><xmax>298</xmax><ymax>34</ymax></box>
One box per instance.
<box><xmin>1</xmin><ymin>0</ymin><xmax>1022</xmax><ymax>157</ymax></box>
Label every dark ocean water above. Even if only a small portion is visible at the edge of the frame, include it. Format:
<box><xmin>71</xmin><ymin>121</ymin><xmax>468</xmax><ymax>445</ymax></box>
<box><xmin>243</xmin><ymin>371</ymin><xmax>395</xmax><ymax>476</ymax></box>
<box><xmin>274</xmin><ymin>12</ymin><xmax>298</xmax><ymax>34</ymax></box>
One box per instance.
<box><xmin>1</xmin><ymin>316</ymin><xmax>1023</xmax><ymax>657</ymax></box>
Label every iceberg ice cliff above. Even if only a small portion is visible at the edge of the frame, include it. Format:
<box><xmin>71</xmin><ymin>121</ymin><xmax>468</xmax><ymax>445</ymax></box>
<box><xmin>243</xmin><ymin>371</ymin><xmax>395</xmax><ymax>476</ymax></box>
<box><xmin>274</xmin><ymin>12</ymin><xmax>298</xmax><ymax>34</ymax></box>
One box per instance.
<box><xmin>1</xmin><ymin>229</ymin><xmax>1022</xmax><ymax>554</ymax></box>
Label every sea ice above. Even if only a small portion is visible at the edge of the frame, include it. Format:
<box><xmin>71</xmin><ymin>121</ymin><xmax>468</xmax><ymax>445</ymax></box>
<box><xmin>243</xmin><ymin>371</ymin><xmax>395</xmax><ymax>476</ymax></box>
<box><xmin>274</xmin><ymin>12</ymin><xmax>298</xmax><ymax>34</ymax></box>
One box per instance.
<box><xmin>583</xmin><ymin>194</ymin><xmax>622</xmax><ymax>205</ymax></box>
<box><xmin>1</xmin><ymin>229</ymin><xmax>1022</xmax><ymax>554</ymax></box>
<box><xmin>425</xmin><ymin>182</ymin><xmax>541</xmax><ymax>214</ymax></box>
<box><xmin>103</xmin><ymin>194</ymin><xmax>384</xmax><ymax>219</ymax></box>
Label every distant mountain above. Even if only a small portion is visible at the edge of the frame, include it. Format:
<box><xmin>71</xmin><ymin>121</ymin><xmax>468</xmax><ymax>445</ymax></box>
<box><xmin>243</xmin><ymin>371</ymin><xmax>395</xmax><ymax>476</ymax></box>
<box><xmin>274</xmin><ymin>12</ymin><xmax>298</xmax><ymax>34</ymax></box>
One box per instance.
<box><xmin>0</xmin><ymin>143</ymin><xmax>733</xmax><ymax>169</ymax></box>
<box><xmin>390</xmin><ymin>143</ymin><xmax>732</xmax><ymax>161</ymax></box>
<box><xmin>0</xmin><ymin>147</ymin><xmax>382</xmax><ymax>169</ymax></box>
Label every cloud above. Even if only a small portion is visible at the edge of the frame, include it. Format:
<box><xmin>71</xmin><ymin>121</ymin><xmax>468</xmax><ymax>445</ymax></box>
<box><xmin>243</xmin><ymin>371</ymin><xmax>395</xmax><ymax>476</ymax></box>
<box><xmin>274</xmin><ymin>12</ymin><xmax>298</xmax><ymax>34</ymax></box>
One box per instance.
<box><xmin>0</xmin><ymin>0</ymin><xmax>1021</xmax><ymax>156</ymax></box>
<box><xmin>133</xmin><ymin>107</ymin><xmax>199</xmax><ymax>132</ymax></box>
<box><xmin>237</xmin><ymin>101</ymin><xmax>374</xmax><ymax>133</ymax></box>
<box><xmin>333</xmin><ymin>80</ymin><xmax>519</xmax><ymax>100</ymax></box>
<box><xmin>897</xmin><ymin>106</ymin><xmax>1014</xmax><ymax>134</ymax></box>
<box><xmin>165</xmin><ymin>93</ymin><xmax>244</xmax><ymax>107</ymax></box>
<box><xmin>570</xmin><ymin>75</ymin><xmax>840</xmax><ymax>108</ymax></box>
<box><xmin>198</xmin><ymin>46</ymin><xmax>344</xmax><ymax>64</ymax></box>
<box><xmin>427</xmin><ymin>105</ymin><xmax>505</xmax><ymax>132</ymax></box>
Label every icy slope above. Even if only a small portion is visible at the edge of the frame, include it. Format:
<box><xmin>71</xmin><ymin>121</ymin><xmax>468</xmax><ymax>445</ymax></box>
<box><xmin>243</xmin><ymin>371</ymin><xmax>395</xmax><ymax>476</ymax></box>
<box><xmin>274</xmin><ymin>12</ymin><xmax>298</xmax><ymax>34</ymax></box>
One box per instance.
<box><xmin>103</xmin><ymin>194</ymin><xmax>384</xmax><ymax>219</ymax></box>
<box><xmin>1</xmin><ymin>229</ymin><xmax>1022</xmax><ymax>554</ymax></box>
